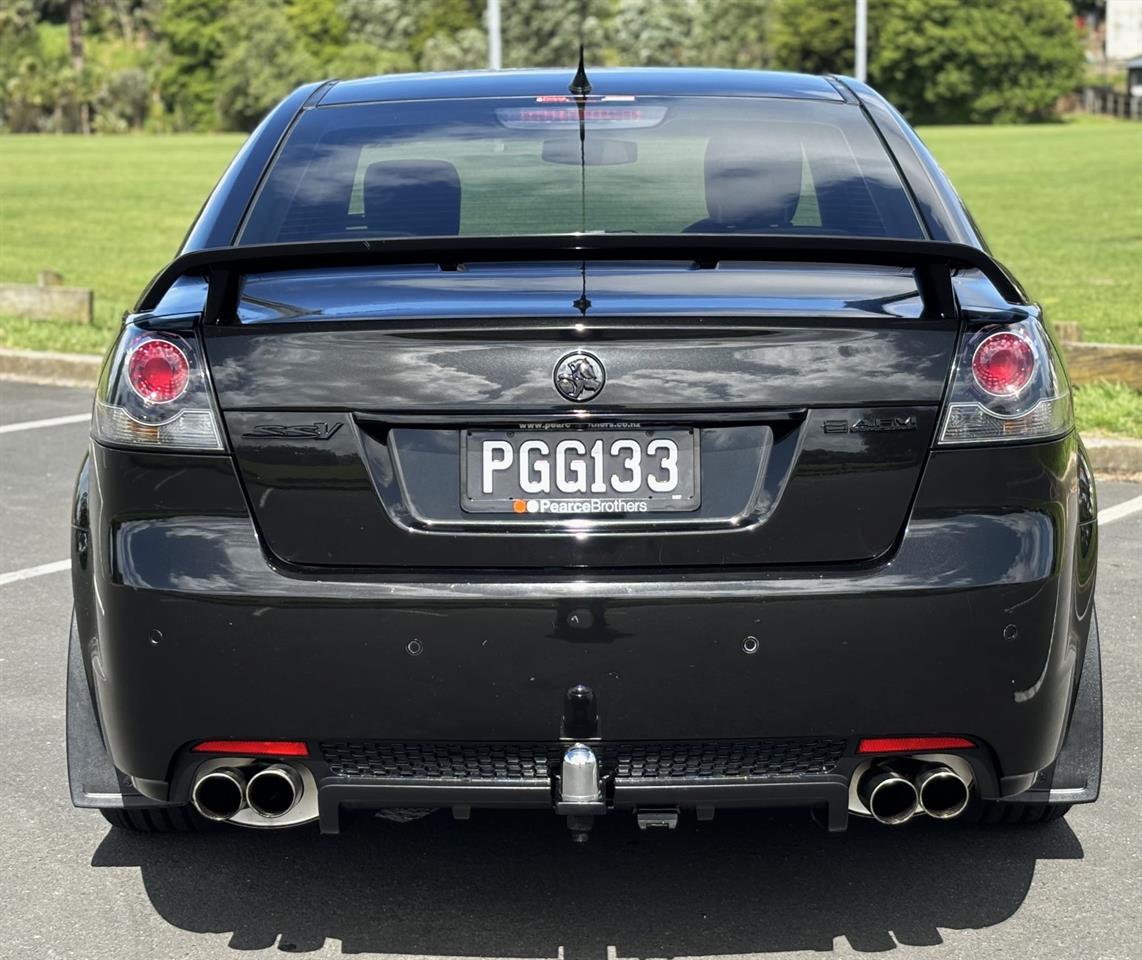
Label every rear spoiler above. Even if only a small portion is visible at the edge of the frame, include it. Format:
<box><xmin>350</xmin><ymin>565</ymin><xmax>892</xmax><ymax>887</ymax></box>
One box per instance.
<box><xmin>136</xmin><ymin>234</ymin><xmax>1026</xmax><ymax>321</ymax></box>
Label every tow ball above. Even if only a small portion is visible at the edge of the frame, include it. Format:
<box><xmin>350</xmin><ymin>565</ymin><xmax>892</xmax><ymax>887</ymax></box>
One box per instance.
<box><xmin>555</xmin><ymin>742</ymin><xmax>605</xmax><ymax>843</ymax></box>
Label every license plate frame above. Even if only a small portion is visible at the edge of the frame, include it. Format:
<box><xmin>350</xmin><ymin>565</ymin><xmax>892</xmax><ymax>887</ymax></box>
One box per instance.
<box><xmin>461</xmin><ymin>428</ymin><xmax>701</xmax><ymax>515</ymax></box>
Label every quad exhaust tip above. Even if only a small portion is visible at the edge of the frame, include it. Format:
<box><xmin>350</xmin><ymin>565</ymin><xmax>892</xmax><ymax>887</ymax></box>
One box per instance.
<box><xmin>859</xmin><ymin>767</ymin><xmax>919</xmax><ymax>825</ymax></box>
<box><xmin>246</xmin><ymin>764</ymin><xmax>303</xmax><ymax>819</ymax></box>
<box><xmin>916</xmin><ymin>765</ymin><xmax>970</xmax><ymax>820</ymax></box>
<box><xmin>191</xmin><ymin>767</ymin><xmax>246</xmax><ymax>821</ymax></box>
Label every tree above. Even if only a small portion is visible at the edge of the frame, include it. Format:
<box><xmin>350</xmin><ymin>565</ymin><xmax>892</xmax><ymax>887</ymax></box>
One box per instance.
<box><xmin>874</xmin><ymin>0</ymin><xmax>1084</xmax><ymax>123</ymax></box>
<box><xmin>772</xmin><ymin>0</ymin><xmax>1084</xmax><ymax>123</ymax></box>
<box><xmin>421</xmin><ymin>26</ymin><xmax>487</xmax><ymax>71</ymax></box>
<box><xmin>214</xmin><ymin>0</ymin><xmax>316</xmax><ymax>130</ymax></box>
<box><xmin>0</xmin><ymin>0</ymin><xmax>40</xmax><ymax>129</ymax></box>
<box><xmin>613</xmin><ymin>0</ymin><xmax>703</xmax><ymax>66</ymax></box>
<box><xmin>287</xmin><ymin>0</ymin><xmax>349</xmax><ymax>65</ymax></box>
<box><xmin>156</xmin><ymin>0</ymin><xmax>233</xmax><ymax>130</ymax></box>
<box><xmin>67</xmin><ymin>0</ymin><xmax>90</xmax><ymax>132</ymax></box>
<box><xmin>699</xmin><ymin>0</ymin><xmax>773</xmax><ymax>69</ymax></box>
<box><xmin>339</xmin><ymin>0</ymin><xmax>482</xmax><ymax>69</ymax></box>
<box><xmin>771</xmin><ymin>0</ymin><xmax>854</xmax><ymax>75</ymax></box>
<box><xmin>500</xmin><ymin>0</ymin><xmax>611</xmax><ymax>68</ymax></box>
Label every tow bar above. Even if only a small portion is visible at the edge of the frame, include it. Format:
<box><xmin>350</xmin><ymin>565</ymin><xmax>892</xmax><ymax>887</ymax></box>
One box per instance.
<box><xmin>556</xmin><ymin>685</ymin><xmax>605</xmax><ymax>842</ymax></box>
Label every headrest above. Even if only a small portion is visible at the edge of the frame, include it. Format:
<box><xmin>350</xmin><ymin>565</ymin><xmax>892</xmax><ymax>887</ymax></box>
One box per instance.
<box><xmin>702</xmin><ymin>135</ymin><xmax>805</xmax><ymax>230</ymax></box>
<box><xmin>362</xmin><ymin>159</ymin><xmax>461</xmax><ymax>236</ymax></box>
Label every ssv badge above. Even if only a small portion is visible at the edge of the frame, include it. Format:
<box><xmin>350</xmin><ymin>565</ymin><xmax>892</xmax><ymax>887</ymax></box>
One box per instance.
<box><xmin>243</xmin><ymin>422</ymin><xmax>343</xmax><ymax>440</ymax></box>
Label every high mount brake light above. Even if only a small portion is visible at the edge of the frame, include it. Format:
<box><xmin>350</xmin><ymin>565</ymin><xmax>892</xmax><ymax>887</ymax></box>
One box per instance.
<box><xmin>92</xmin><ymin>327</ymin><xmax>224</xmax><ymax>451</ymax></box>
<box><xmin>938</xmin><ymin>318</ymin><xmax>1072</xmax><ymax>445</ymax></box>
<box><xmin>496</xmin><ymin>103</ymin><xmax>667</xmax><ymax>130</ymax></box>
<box><xmin>857</xmin><ymin>736</ymin><xmax>975</xmax><ymax>755</ymax></box>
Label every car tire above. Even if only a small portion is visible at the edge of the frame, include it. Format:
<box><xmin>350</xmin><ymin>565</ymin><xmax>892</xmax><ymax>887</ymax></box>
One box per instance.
<box><xmin>99</xmin><ymin>807</ymin><xmax>205</xmax><ymax>832</ymax></box>
<box><xmin>960</xmin><ymin>800</ymin><xmax>1072</xmax><ymax>825</ymax></box>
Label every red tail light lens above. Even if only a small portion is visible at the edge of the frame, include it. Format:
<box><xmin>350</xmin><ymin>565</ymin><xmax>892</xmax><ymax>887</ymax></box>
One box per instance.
<box><xmin>858</xmin><ymin>736</ymin><xmax>975</xmax><ymax>755</ymax></box>
<box><xmin>970</xmin><ymin>332</ymin><xmax>1035</xmax><ymax>397</ymax></box>
<box><xmin>192</xmin><ymin>740</ymin><xmax>309</xmax><ymax>757</ymax></box>
<box><xmin>127</xmin><ymin>338</ymin><xmax>190</xmax><ymax>403</ymax></box>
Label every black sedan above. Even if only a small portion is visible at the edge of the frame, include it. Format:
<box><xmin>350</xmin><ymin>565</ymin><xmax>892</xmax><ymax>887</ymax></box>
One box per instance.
<box><xmin>68</xmin><ymin>67</ymin><xmax>1101</xmax><ymax>840</ymax></box>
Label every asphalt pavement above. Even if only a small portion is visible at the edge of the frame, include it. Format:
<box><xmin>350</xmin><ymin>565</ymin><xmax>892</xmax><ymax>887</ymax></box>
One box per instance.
<box><xmin>1</xmin><ymin>378</ymin><xmax>1139</xmax><ymax>960</ymax></box>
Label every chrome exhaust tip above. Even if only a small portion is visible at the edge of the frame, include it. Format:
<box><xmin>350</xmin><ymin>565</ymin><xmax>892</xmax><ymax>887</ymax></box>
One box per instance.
<box><xmin>191</xmin><ymin>768</ymin><xmax>246</xmax><ymax>821</ymax></box>
<box><xmin>246</xmin><ymin>763</ymin><xmax>303</xmax><ymax>819</ymax></box>
<box><xmin>916</xmin><ymin>765</ymin><xmax>971</xmax><ymax>820</ymax></box>
<box><xmin>858</xmin><ymin>767</ymin><xmax>919</xmax><ymax>825</ymax></box>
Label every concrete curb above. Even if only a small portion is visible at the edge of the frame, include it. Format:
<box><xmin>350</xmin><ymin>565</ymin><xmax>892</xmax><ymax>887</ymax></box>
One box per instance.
<box><xmin>0</xmin><ymin>347</ymin><xmax>101</xmax><ymax>389</ymax></box>
<box><xmin>1084</xmin><ymin>435</ymin><xmax>1142</xmax><ymax>476</ymax></box>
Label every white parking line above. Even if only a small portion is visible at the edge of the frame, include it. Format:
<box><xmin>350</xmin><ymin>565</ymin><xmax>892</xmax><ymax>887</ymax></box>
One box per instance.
<box><xmin>0</xmin><ymin>559</ymin><xmax>70</xmax><ymax>587</ymax></box>
<box><xmin>1099</xmin><ymin>494</ymin><xmax>1142</xmax><ymax>527</ymax></box>
<box><xmin>0</xmin><ymin>412</ymin><xmax>90</xmax><ymax>435</ymax></box>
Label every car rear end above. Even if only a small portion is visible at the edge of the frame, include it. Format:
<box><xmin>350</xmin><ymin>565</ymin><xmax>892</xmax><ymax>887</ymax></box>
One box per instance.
<box><xmin>69</xmin><ymin>70</ymin><xmax>1100</xmax><ymax>837</ymax></box>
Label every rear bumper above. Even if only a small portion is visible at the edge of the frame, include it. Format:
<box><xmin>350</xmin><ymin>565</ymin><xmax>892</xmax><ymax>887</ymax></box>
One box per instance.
<box><xmin>71</xmin><ymin>435</ymin><xmax>1098</xmax><ymax>811</ymax></box>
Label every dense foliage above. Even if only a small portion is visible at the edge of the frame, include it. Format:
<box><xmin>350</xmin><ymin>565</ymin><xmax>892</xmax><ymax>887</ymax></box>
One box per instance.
<box><xmin>772</xmin><ymin>0</ymin><xmax>1085</xmax><ymax>123</ymax></box>
<box><xmin>0</xmin><ymin>0</ymin><xmax>1086</xmax><ymax>132</ymax></box>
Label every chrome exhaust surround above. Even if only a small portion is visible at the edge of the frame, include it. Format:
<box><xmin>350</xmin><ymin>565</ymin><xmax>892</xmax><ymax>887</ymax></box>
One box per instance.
<box><xmin>246</xmin><ymin>763</ymin><xmax>303</xmax><ymax>819</ymax></box>
<box><xmin>916</xmin><ymin>764</ymin><xmax>971</xmax><ymax>820</ymax></box>
<box><xmin>191</xmin><ymin>767</ymin><xmax>246</xmax><ymax>821</ymax></box>
<box><xmin>857</xmin><ymin>767</ymin><xmax>919</xmax><ymax>825</ymax></box>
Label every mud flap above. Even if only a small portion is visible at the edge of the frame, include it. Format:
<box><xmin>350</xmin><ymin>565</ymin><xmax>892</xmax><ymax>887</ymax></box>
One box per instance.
<box><xmin>66</xmin><ymin>612</ymin><xmax>174</xmax><ymax>809</ymax></box>
<box><xmin>1004</xmin><ymin>609</ymin><xmax>1103</xmax><ymax>805</ymax></box>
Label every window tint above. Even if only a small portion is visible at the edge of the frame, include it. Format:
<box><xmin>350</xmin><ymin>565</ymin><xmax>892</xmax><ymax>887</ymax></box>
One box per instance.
<box><xmin>240</xmin><ymin>96</ymin><xmax>924</xmax><ymax>244</ymax></box>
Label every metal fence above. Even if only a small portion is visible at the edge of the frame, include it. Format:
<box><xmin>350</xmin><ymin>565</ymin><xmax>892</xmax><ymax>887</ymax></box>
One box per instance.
<box><xmin>1080</xmin><ymin>86</ymin><xmax>1142</xmax><ymax>120</ymax></box>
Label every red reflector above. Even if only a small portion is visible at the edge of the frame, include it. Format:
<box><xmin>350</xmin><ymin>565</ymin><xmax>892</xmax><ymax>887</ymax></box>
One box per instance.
<box><xmin>192</xmin><ymin>740</ymin><xmax>309</xmax><ymax>757</ymax></box>
<box><xmin>971</xmin><ymin>331</ymin><xmax>1035</xmax><ymax>397</ymax></box>
<box><xmin>857</xmin><ymin>736</ymin><xmax>974</xmax><ymax>755</ymax></box>
<box><xmin>127</xmin><ymin>338</ymin><xmax>190</xmax><ymax>404</ymax></box>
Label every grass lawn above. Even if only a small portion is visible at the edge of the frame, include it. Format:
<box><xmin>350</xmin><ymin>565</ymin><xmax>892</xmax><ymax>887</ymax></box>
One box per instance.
<box><xmin>0</xmin><ymin>118</ymin><xmax>1139</xmax><ymax>435</ymax></box>
<box><xmin>0</xmin><ymin>133</ymin><xmax>245</xmax><ymax>330</ymax></box>
<box><xmin>920</xmin><ymin>116</ymin><xmax>1141</xmax><ymax>346</ymax></box>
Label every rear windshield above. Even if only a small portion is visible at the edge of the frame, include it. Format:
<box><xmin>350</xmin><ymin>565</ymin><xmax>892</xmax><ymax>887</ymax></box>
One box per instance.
<box><xmin>240</xmin><ymin>95</ymin><xmax>924</xmax><ymax>244</ymax></box>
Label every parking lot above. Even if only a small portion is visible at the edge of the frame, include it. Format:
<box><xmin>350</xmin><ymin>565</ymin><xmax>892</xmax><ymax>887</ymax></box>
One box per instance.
<box><xmin>1</xmin><ymin>376</ymin><xmax>1139</xmax><ymax>960</ymax></box>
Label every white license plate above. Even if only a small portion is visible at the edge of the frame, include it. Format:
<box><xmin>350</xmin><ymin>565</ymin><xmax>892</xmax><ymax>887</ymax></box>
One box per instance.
<box><xmin>462</xmin><ymin>429</ymin><xmax>700</xmax><ymax>514</ymax></box>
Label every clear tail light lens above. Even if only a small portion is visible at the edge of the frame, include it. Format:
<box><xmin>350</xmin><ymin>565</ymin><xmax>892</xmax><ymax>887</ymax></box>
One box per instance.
<box><xmin>938</xmin><ymin>319</ymin><xmax>1072</xmax><ymax>445</ymax></box>
<box><xmin>93</xmin><ymin>325</ymin><xmax>224</xmax><ymax>451</ymax></box>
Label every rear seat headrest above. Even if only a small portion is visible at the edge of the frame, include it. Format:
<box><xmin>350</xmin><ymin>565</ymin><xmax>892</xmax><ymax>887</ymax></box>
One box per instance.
<box><xmin>362</xmin><ymin>159</ymin><xmax>462</xmax><ymax>236</ymax></box>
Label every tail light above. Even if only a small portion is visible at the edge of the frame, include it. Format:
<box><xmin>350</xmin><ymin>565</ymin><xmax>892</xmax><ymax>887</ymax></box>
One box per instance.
<box><xmin>938</xmin><ymin>319</ymin><xmax>1072</xmax><ymax>445</ymax></box>
<box><xmin>92</xmin><ymin>325</ymin><xmax>224</xmax><ymax>451</ymax></box>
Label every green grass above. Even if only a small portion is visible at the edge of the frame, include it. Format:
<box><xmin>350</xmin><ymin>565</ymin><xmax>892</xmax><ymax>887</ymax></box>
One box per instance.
<box><xmin>0</xmin><ymin>133</ymin><xmax>244</xmax><ymax>335</ymax></box>
<box><xmin>919</xmin><ymin>116</ymin><xmax>1142</xmax><ymax>345</ymax></box>
<box><xmin>1073</xmin><ymin>382</ymin><xmax>1142</xmax><ymax>438</ymax></box>
<box><xmin>0</xmin><ymin>315</ymin><xmax>117</xmax><ymax>354</ymax></box>
<box><xmin>1</xmin><ymin>120</ymin><xmax>1140</xmax><ymax>436</ymax></box>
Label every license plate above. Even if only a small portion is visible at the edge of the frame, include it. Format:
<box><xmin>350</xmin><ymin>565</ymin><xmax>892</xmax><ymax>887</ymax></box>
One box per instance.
<box><xmin>462</xmin><ymin>429</ymin><xmax>700</xmax><ymax>514</ymax></box>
